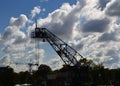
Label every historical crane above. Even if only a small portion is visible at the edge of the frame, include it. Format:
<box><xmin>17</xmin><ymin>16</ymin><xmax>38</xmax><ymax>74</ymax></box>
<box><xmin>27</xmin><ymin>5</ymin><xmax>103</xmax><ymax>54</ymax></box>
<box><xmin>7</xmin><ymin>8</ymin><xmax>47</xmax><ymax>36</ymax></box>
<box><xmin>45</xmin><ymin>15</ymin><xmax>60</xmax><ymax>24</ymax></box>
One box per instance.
<box><xmin>31</xmin><ymin>27</ymin><xmax>84</xmax><ymax>66</ymax></box>
<box><xmin>31</xmin><ymin>25</ymin><xmax>89</xmax><ymax>86</ymax></box>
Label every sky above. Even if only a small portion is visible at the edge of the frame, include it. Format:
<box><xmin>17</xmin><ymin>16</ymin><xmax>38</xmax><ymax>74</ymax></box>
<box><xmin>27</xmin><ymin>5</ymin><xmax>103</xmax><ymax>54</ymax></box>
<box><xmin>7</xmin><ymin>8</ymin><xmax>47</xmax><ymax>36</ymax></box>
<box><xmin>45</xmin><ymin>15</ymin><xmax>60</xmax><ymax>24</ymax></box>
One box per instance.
<box><xmin>0</xmin><ymin>0</ymin><xmax>120</xmax><ymax>72</ymax></box>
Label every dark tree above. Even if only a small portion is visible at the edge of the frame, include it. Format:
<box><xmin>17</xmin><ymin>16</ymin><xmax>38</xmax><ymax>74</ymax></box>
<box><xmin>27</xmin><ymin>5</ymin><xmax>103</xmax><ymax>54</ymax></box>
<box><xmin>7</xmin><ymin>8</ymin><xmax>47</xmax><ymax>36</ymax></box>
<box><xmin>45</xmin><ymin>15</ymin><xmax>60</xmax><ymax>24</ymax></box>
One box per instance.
<box><xmin>0</xmin><ymin>66</ymin><xmax>16</xmax><ymax>86</ymax></box>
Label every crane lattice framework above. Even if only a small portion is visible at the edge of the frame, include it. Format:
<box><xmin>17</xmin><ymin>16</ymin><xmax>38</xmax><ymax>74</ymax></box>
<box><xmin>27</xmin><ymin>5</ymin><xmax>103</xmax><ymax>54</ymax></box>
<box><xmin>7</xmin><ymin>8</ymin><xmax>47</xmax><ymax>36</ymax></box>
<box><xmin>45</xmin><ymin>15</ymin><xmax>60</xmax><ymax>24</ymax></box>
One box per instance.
<box><xmin>31</xmin><ymin>27</ymin><xmax>84</xmax><ymax>66</ymax></box>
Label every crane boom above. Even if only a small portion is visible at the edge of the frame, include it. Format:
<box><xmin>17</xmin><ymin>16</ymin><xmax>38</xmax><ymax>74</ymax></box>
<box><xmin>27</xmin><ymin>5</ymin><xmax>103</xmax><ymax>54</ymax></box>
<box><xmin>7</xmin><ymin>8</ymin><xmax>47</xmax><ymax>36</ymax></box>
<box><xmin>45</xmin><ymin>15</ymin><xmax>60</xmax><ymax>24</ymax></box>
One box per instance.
<box><xmin>31</xmin><ymin>27</ymin><xmax>83</xmax><ymax>66</ymax></box>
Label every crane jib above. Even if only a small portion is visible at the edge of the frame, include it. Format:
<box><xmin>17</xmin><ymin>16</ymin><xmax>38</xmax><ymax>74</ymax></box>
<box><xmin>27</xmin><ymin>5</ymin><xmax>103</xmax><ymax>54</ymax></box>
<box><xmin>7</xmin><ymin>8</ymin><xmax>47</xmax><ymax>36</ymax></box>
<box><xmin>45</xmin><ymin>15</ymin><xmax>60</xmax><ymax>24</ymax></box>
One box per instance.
<box><xmin>31</xmin><ymin>27</ymin><xmax>83</xmax><ymax>66</ymax></box>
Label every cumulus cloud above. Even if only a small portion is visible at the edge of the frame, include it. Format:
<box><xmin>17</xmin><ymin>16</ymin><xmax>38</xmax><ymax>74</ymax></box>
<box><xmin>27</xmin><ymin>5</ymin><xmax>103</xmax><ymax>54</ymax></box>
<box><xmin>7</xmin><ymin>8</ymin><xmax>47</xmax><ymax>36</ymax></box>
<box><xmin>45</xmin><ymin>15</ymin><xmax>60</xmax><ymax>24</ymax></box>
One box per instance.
<box><xmin>1</xmin><ymin>14</ymin><xmax>28</xmax><ymax>53</ymax></box>
<box><xmin>2</xmin><ymin>27</ymin><xmax>28</xmax><ymax>49</ymax></box>
<box><xmin>0</xmin><ymin>54</ymin><xmax>10</xmax><ymax>66</ymax></box>
<box><xmin>47</xmin><ymin>57</ymin><xmax>63</xmax><ymax>70</ymax></box>
<box><xmin>31</xmin><ymin>6</ymin><xmax>41</xmax><ymax>18</ymax></box>
<box><xmin>81</xmin><ymin>18</ymin><xmax>110</xmax><ymax>33</ymax></box>
<box><xmin>103</xmin><ymin>49</ymin><xmax>120</xmax><ymax>68</ymax></box>
<box><xmin>0</xmin><ymin>14</ymin><xmax>29</xmax><ymax>70</ymax></box>
<box><xmin>26</xmin><ymin>0</ymin><xmax>120</xmax><ymax>69</ymax></box>
<box><xmin>31</xmin><ymin>1</ymin><xmax>86</xmax><ymax>40</ymax></box>
<box><xmin>2</xmin><ymin>26</ymin><xmax>16</xmax><ymax>40</ymax></box>
<box><xmin>80</xmin><ymin>0</ymin><xmax>105</xmax><ymax>20</ymax></box>
<box><xmin>106</xmin><ymin>49</ymin><xmax>119</xmax><ymax>63</ymax></box>
<box><xmin>98</xmin><ymin>32</ymin><xmax>118</xmax><ymax>42</ymax></box>
<box><xmin>98</xmin><ymin>0</ymin><xmax>111</xmax><ymax>10</ymax></box>
<box><xmin>98</xmin><ymin>23</ymin><xmax>120</xmax><ymax>42</ymax></box>
<box><xmin>27</xmin><ymin>48</ymin><xmax>45</xmax><ymax>64</ymax></box>
<box><xmin>10</xmin><ymin>14</ymin><xmax>28</xmax><ymax>28</ymax></box>
<box><xmin>2</xmin><ymin>14</ymin><xmax>28</xmax><ymax>44</ymax></box>
<box><xmin>105</xmin><ymin>0</ymin><xmax>120</xmax><ymax>17</ymax></box>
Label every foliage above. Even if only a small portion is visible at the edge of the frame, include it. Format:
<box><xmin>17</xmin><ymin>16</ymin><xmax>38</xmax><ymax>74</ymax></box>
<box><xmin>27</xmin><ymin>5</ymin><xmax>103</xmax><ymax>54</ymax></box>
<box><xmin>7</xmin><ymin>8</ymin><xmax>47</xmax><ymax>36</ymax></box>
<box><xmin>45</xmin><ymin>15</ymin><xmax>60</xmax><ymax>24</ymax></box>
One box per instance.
<box><xmin>0</xmin><ymin>61</ymin><xmax>120</xmax><ymax>86</ymax></box>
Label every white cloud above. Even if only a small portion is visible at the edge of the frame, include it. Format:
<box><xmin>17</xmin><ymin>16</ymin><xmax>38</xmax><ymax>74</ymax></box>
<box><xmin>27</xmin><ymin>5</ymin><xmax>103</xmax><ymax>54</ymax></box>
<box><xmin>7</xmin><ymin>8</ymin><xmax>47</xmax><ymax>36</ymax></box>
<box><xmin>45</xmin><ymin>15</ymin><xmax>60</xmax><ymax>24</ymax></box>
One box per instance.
<box><xmin>0</xmin><ymin>54</ymin><xmax>10</xmax><ymax>66</ymax></box>
<box><xmin>27</xmin><ymin>48</ymin><xmax>45</xmax><ymax>64</ymax></box>
<box><xmin>29</xmin><ymin>1</ymin><xmax>85</xmax><ymax>40</ymax></box>
<box><xmin>10</xmin><ymin>14</ymin><xmax>28</xmax><ymax>28</ymax></box>
<box><xmin>80</xmin><ymin>0</ymin><xmax>105</xmax><ymax>20</ymax></box>
<box><xmin>21</xmin><ymin>0</ymin><xmax>120</xmax><ymax>70</ymax></box>
<box><xmin>105</xmin><ymin>0</ymin><xmax>120</xmax><ymax>17</ymax></box>
<box><xmin>2</xmin><ymin>14</ymin><xmax>28</xmax><ymax>45</ymax></box>
<box><xmin>26</xmin><ymin>0</ymin><xmax>120</xmax><ymax>69</ymax></box>
<box><xmin>31</xmin><ymin>6</ymin><xmax>41</xmax><ymax>18</ymax></box>
<box><xmin>47</xmin><ymin>57</ymin><xmax>63</xmax><ymax>70</ymax></box>
<box><xmin>0</xmin><ymin>14</ymin><xmax>30</xmax><ymax>70</ymax></box>
<box><xmin>2</xmin><ymin>26</ymin><xmax>28</xmax><ymax>46</ymax></box>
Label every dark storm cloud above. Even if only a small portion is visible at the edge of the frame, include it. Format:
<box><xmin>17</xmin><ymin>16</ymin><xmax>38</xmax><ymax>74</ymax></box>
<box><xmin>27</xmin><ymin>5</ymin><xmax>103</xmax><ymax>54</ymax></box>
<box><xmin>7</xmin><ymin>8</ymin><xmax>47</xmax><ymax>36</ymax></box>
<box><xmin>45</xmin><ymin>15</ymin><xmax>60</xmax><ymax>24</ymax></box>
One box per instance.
<box><xmin>98</xmin><ymin>0</ymin><xmax>111</xmax><ymax>10</ymax></box>
<box><xmin>81</xmin><ymin>18</ymin><xmax>110</xmax><ymax>33</ymax></box>
<box><xmin>106</xmin><ymin>0</ymin><xmax>120</xmax><ymax>17</ymax></box>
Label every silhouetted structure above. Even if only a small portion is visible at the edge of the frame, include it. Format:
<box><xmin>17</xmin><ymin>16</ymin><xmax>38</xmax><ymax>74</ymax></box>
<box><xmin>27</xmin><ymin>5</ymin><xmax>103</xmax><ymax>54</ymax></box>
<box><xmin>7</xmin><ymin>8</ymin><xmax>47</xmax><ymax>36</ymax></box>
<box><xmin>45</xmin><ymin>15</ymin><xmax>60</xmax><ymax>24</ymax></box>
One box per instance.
<box><xmin>0</xmin><ymin>64</ymin><xmax>120</xmax><ymax>86</ymax></box>
<box><xmin>31</xmin><ymin>26</ymin><xmax>89</xmax><ymax>86</ymax></box>
<box><xmin>0</xmin><ymin>66</ymin><xmax>16</xmax><ymax>86</ymax></box>
<box><xmin>47</xmin><ymin>65</ymin><xmax>89</xmax><ymax>86</ymax></box>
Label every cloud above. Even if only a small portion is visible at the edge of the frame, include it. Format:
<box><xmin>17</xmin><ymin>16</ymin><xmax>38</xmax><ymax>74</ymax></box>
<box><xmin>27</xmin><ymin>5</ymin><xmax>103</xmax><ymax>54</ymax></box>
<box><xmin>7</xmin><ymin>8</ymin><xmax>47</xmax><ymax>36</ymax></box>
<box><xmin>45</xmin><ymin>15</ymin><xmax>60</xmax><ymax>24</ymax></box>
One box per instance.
<box><xmin>105</xmin><ymin>0</ymin><xmax>120</xmax><ymax>17</ymax></box>
<box><xmin>10</xmin><ymin>14</ymin><xmax>28</xmax><ymax>28</ymax></box>
<box><xmin>97</xmin><ymin>0</ymin><xmax>111</xmax><ymax>10</ymax></box>
<box><xmin>81</xmin><ymin>18</ymin><xmax>110</xmax><ymax>33</ymax></box>
<box><xmin>2</xmin><ymin>26</ymin><xmax>16</xmax><ymax>40</ymax></box>
<box><xmin>31</xmin><ymin>6</ymin><xmax>41</xmax><ymax>18</ymax></box>
<box><xmin>98</xmin><ymin>23</ymin><xmax>120</xmax><ymax>42</ymax></box>
<box><xmin>1</xmin><ymin>14</ymin><xmax>28</xmax><ymax>51</ymax></box>
<box><xmin>0</xmin><ymin>14</ymin><xmax>30</xmax><ymax>69</ymax></box>
<box><xmin>2</xmin><ymin>26</ymin><xmax>27</xmax><ymax>45</ymax></box>
<box><xmin>98</xmin><ymin>32</ymin><xmax>118</xmax><ymax>42</ymax></box>
<box><xmin>23</xmin><ymin>0</ymin><xmax>120</xmax><ymax>69</ymax></box>
<box><xmin>13</xmin><ymin>36</ymin><xmax>28</xmax><ymax>45</ymax></box>
<box><xmin>26</xmin><ymin>0</ymin><xmax>120</xmax><ymax>69</ymax></box>
<box><xmin>103</xmin><ymin>49</ymin><xmax>120</xmax><ymax>68</ymax></box>
<box><xmin>47</xmin><ymin>57</ymin><xmax>63</xmax><ymax>70</ymax></box>
<box><xmin>0</xmin><ymin>54</ymin><xmax>10</xmax><ymax>66</ymax></box>
<box><xmin>80</xmin><ymin>0</ymin><xmax>105</xmax><ymax>20</ymax></box>
<box><xmin>73</xmin><ymin>41</ymin><xmax>84</xmax><ymax>50</ymax></box>
<box><xmin>32</xmin><ymin>1</ymin><xmax>85</xmax><ymax>40</ymax></box>
<box><xmin>27</xmin><ymin>48</ymin><xmax>45</xmax><ymax>64</ymax></box>
<box><xmin>2</xmin><ymin>14</ymin><xmax>28</xmax><ymax>44</ymax></box>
